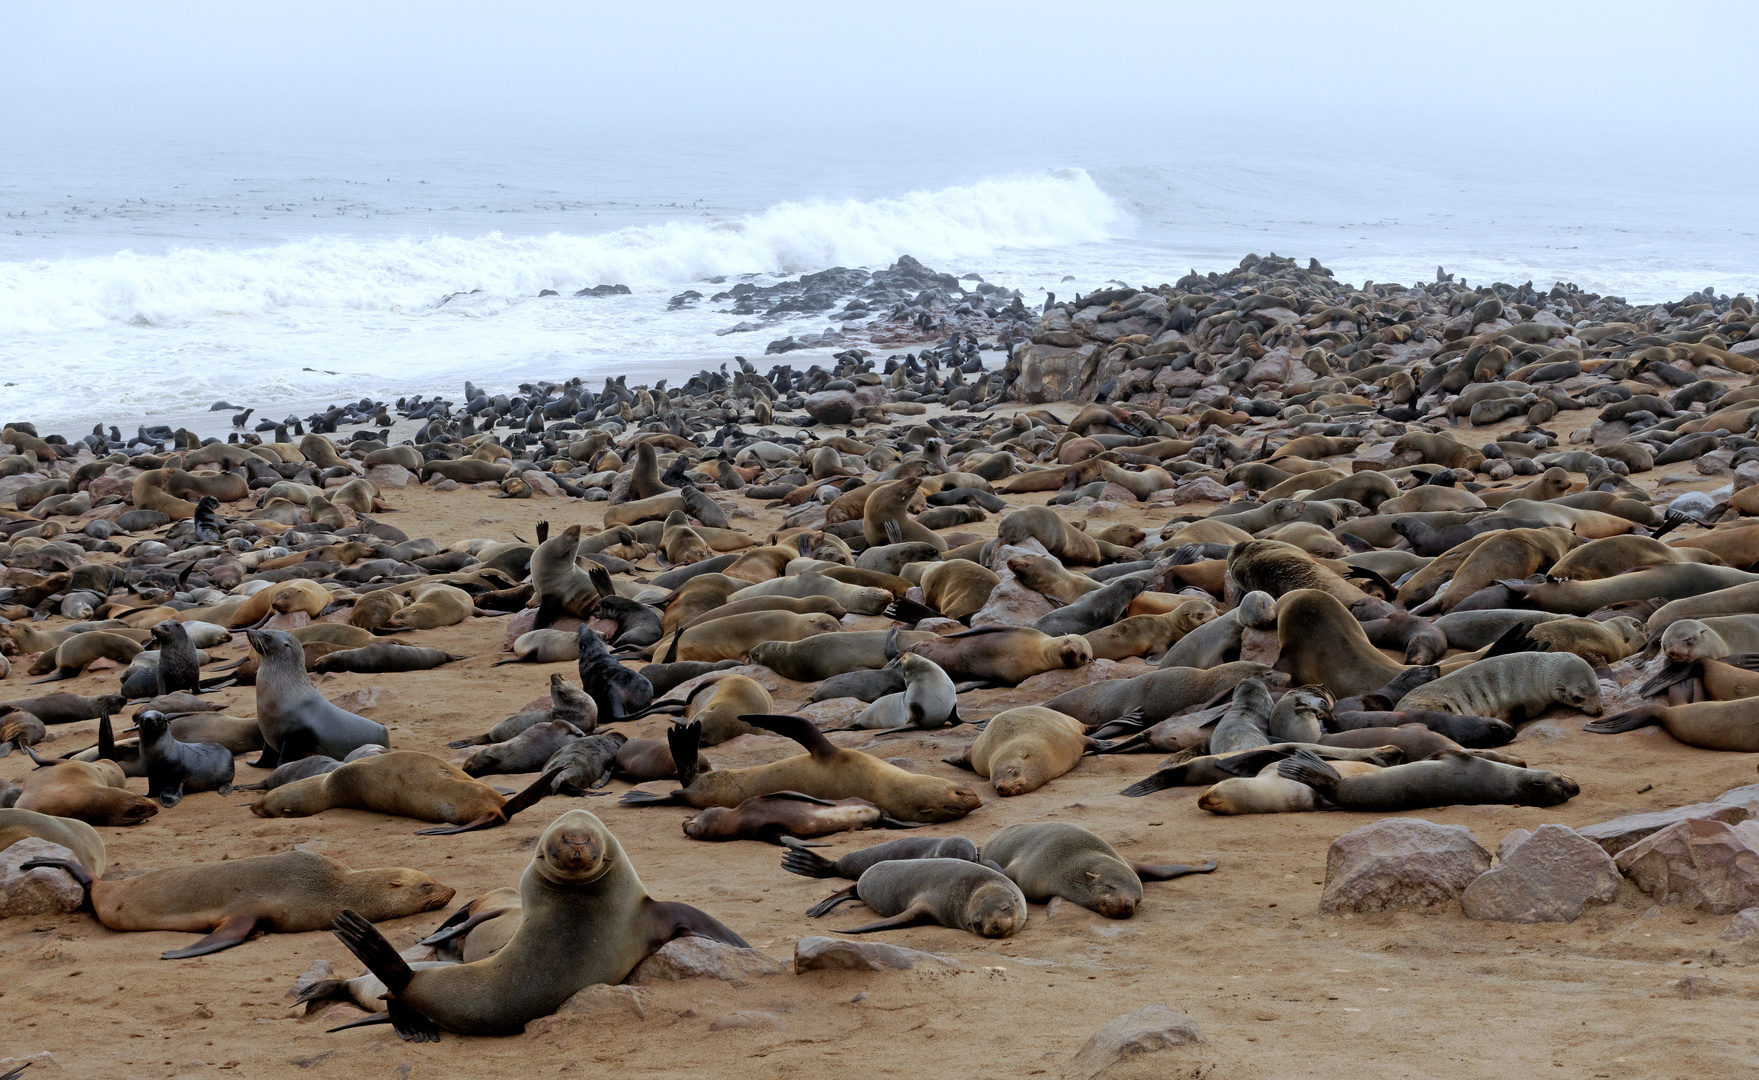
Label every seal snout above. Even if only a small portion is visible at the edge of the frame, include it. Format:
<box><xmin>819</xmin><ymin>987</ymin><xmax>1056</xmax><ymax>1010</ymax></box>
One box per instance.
<box><xmin>546</xmin><ymin>829</ymin><xmax>604</xmax><ymax>875</ymax></box>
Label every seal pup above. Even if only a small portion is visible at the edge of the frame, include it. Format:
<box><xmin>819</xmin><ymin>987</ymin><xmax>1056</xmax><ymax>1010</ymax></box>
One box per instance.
<box><xmin>806</xmin><ymin>857</ymin><xmax>1027</xmax><ymax>937</ymax></box>
<box><xmin>22</xmin><ymin>849</ymin><xmax>451</xmax><ymax>959</ymax></box>
<box><xmin>328</xmin><ymin>809</ymin><xmax>749</xmax><ymax>1039</ymax></box>
<box><xmin>540</xmin><ymin>731</ymin><xmax>629</xmax><ymax>794</ymax></box>
<box><xmin>133</xmin><ymin>709</ymin><xmax>235</xmax><ymax>807</ymax></box>
<box><xmin>1198</xmin><ymin>759</ymin><xmax>1388</xmax><ymax>815</ymax></box>
<box><xmin>779</xmin><ymin>835</ymin><xmax>983</xmax><ymax>879</ymax></box>
<box><xmin>839</xmin><ymin>654</ymin><xmax>959</xmax><ymax>731</ymax></box>
<box><xmin>458</xmin><ymin>720</ymin><xmax>585</xmax><ymax>777</ymax></box>
<box><xmin>576</xmin><ymin>625</ymin><xmax>653</xmax><ymax>721</ymax></box>
<box><xmin>245</xmin><ymin>629</ymin><xmax>389</xmax><ymax>767</ymax></box>
<box><xmin>681</xmin><ymin>791</ymin><xmax>919</xmax><ymax>843</ymax></box>
<box><xmin>945</xmin><ymin>706</ymin><xmax>1107</xmax><ymax>795</ymax></box>
<box><xmin>980</xmin><ymin>822</ymin><xmax>1215</xmax><ymax>917</ymax></box>
<box><xmin>1277</xmin><ymin>748</ymin><xmax>1579</xmax><ymax>809</ymax></box>
<box><xmin>149</xmin><ymin>619</ymin><xmax>204</xmax><ymax>698</ymax></box>
<box><xmin>620</xmin><ymin>714</ymin><xmax>981</xmax><ymax>823</ymax></box>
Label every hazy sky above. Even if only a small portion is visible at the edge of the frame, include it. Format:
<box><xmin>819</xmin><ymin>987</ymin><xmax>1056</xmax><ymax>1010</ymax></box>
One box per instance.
<box><xmin>5</xmin><ymin>1</ymin><xmax>1752</xmax><ymax>142</ymax></box>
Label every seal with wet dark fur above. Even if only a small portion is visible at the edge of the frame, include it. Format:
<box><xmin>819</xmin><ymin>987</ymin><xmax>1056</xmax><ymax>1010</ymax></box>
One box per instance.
<box><xmin>779</xmin><ymin>835</ymin><xmax>983</xmax><ymax>879</ymax></box>
<box><xmin>1277</xmin><ymin>748</ymin><xmax>1579</xmax><ymax>809</ymax></box>
<box><xmin>327</xmin><ymin>809</ymin><xmax>749</xmax><ymax>1039</ymax></box>
<box><xmin>576</xmin><ymin>625</ymin><xmax>653</xmax><ymax>721</ymax></box>
<box><xmin>133</xmin><ymin>709</ymin><xmax>235</xmax><ymax>807</ymax></box>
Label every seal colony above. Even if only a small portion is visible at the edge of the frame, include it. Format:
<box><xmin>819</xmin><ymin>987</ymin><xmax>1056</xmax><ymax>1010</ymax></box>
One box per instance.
<box><xmin>5</xmin><ymin>251</ymin><xmax>1759</xmax><ymax>1067</ymax></box>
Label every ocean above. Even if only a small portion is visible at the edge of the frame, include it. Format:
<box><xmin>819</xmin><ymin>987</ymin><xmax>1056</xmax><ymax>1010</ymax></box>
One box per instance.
<box><xmin>4</xmin><ymin>128</ymin><xmax>1756</xmax><ymax>438</ymax></box>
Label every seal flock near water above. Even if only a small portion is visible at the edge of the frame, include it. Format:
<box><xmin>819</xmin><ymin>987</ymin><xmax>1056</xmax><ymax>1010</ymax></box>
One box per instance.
<box><xmin>7</xmin><ymin>252</ymin><xmax>1759</xmax><ymax>1071</ymax></box>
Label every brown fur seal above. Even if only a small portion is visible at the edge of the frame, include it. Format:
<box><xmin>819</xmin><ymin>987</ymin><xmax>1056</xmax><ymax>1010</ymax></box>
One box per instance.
<box><xmin>0</xmin><ymin>807</ymin><xmax>106</xmax><ymax>874</ymax></box>
<box><xmin>458</xmin><ymin>720</ymin><xmax>585</xmax><ymax>777</ymax></box>
<box><xmin>863</xmin><ymin>477</ymin><xmax>948</xmax><ymax>551</ymax></box>
<box><xmin>1197</xmin><ymin>759</ymin><xmax>1385</xmax><ymax>814</ymax></box>
<box><xmin>1438</xmin><ymin>527</ymin><xmax>1579</xmax><ymax>612</ymax></box>
<box><xmin>1525</xmin><ymin>616</ymin><xmax>1647</xmax><ymax>667</ymax></box>
<box><xmin>328</xmin><ymin>809</ymin><xmax>748</xmax><ymax>1038</ymax></box>
<box><xmin>980</xmin><ymin>822</ymin><xmax>1215</xmax><ymax>916</ymax></box>
<box><xmin>350</xmin><ymin>590</ymin><xmax>408</xmax><ymax>631</ymax></box>
<box><xmin>905</xmin><ymin>626</ymin><xmax>1092</xmax><ymax>687</ymax></box>
<box><xmin>1586</xmin><ymin>699</ymin><xmax>1759</xmax><ymax>751</ymax></box>
<box><xmin>621</xmin><ymin>714</ymin><xmax>981</xmax><ymax>823</ymax></box>
<box><xmin>22</xmin><ymin>848</ymin><xmax>451</xmax><ymax>958</ymax></box>
<box><xmin>28</xmin><ymin>631</ymin><xmax>144</xmax><ymax>683</ymax></box>
<box><xmin>1277</xmin><ymin>748</ymin><xmax>1579</xmax><ymax>809</ymax></box>
<box><xmin>943</xmin><ymin>706</ymin><xmax>1103</xmax><ymax>795</ymax></box>
<box><xmin>1551</xmin><ymin>535</ymin><xmax>1722</xmax><ymax>581</ymax></box>
<box><xmin>1045</xmin><ymin>660</ymin><xmax>1278</xmax><ymax>726</ymax></box>
<box><xmin>1007</xmin><ymin>555</ymin><xmax>1104</xmax><ymax>604</ymax></box>
<box><xmin>384</xmin><ymin>583</ymin><xmax>476</xmax><ymax>630</ymax></box>
<box><xmin>645</xmin><ymin>672</ymin><xmax>775</xmax><ymax>744</ymax></box>
<box><xmin>997</xmin><ymin>505</ymin><xmax>1124</xmax><ymax>565</ymax></box>
<box><xmin>1506</xmin><ymin>564</ymin><xmax>1759</xmax><ymax>617</ymax></box>
<box><xmin>669</xmin><ymin>610</ymin><xmax>842</xmax><ymax>663</ymax></box>
<box><xmin>529</xmin><ymin>525</ymin><xmax>603</xmax><ymax>628</ymax></box>
<box><xmin>779</xmin><ymin>834</ymin><xmax>983</xmax><ymax>879</ymax></box>
<box><xmin>449</xmin><ymin>674</ymin><xmax>597</xmax><ymax>746</ymax></box>
<box><xmin>916</xmin><ymin>560</ymin><xmax>1000</xmax><ymax>620</ymax></box>
<box><xmin>313</xmin><ymin>642</ymin><xmax>465</xmax><ymax>674</ymax></box>
<box><xmin>14</xmin><ymin>759</ymin><xmax>159</xmax><ymax>825</ymax></box>
<box><xmin>1395</xmin><ymin>652</ymin><xmax>1601</xmax><ymax>720</ymax></box>
<box><xmin>1227</xmin><ymin>540</ymin><xmax>1368</xmax><ymax>605</ymax></box>
<box><xmin>1084</xmin><ymin>601</ymin><xmax>1214</xmax><ymax>661</ymax></box>
<box><xmin>246</xmin><ymin>629</ymin><xmax>389</xmax><ymax>767</ymax></box>
<box><xmin>251</xmin><ymin>751</ymin><xmax>558</xmax><ymax>834</ymax></box>
<box><xmin>806</xmin><ymin>857</ymin><xmax>1026</xmax><ymax>937</ymax></box>
<box><xmin>0</xmin><ymin>708</ymin><xmax>45</xmax><ymax>757</ymax></box>
<box><xmin>1273</xmin><ymin>589</ymin><xmax>1408</xmax><ymax>698</ymax></box>
<box><xmin>748</xmin><ymin>628</ymin><xmax>932</xmax><ymax>681</ymax></box>
<box><xmin>681</xmin><ymin>791</ymin><xmax>917</xmax><ymax>842</ymax></box>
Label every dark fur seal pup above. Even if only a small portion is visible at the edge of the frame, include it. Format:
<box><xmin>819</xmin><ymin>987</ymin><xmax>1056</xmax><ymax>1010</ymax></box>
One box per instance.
<box><xmin>780</xmin><ymin>835</ymin><xmax>983</xmax><ymax>879</ymax></box>
<box><xmin>328</xmin><ymin>809</ymin><xmax>749</xmax><ymax>1039</ymax></box>
<box><xmin>1328</xmin><ymin>710</ymin><xmax>1515</xmax><ymax>748</ymax></box>
<box><xmin>806</xmin><ymin>858</ymin><xmax>1027</xmax><ymax>937</ymax></box>
<box><xmin>637</xmin><ymin>658</ymin><xmax>743</xmax><ymax>698</ymax></box>
<box><xmin>576</xmin><ymin>625</ymin><xmax>653</xmax><ymax>721</ymax></box>
<box><xmin>449</xmin><ymin>674</ymin><xmax>597</xmax><ymax>748</ymax></box>
<box><xmin>980</xmin><ymin>822</ymin><xmax>1215</xmax><ymax>918</ymax></box>
<box><xmin>459</xmin><ymin>720</ymin><xmax>585</xmax><ymax>777</ymax></box>
<box><xmin>23</xmin><ymin>849</ymin><xmax>451</xmax><ymax>959</ymax></box>
<box><xmin>542</xmin><ymin>732</ymin><xmax>629</xmax><ymax>794</ymax></box>
<box><xmin>134</xmin><ymin>710</ymin><xmax>235</xmax><ymax>807</ymax></box>
<box><xmin>682</xmin><ymin>791</ymin><xmax>919</xmax><ymax>843</ymax></box>
<box><xmin>246</xmin><ymin>629</ymin><xmax>389</xmax><ymax>767</ymax></box>
<box><xmin>150</xmin><ymin>619</ymin><xmax>203</xmax><ymax>697</ymax></box>
<box><xmin>621</xmin><ymin>714</ymin><xmax>981</xmax><ymax>823</ymax></box>
<box><xmin>191</xmin><ymin>495</ymin><xmax>224</xmax><ymax>543</ymax></box>
<box><xmin>1277</xmin><ymin>748</ymin><xmax>1579</xmax><ymax>809</ymax></box>
<box><xmin>1031</xmin><ymin>574</ymin><xmax>1150</xmax><ymax>637</ymax></box>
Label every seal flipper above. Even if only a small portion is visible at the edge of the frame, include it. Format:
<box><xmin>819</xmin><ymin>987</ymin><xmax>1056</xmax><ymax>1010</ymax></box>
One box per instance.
<box><xmin>532</xmin><ymin>593</ymin><xmax>566</xmax><ymax>631</ymax></box>
<box><xmin>670</xmin><ymin>720</ymin><xmax>702</xmax><ymax>788</ymax></box>
<box><xmin>293</xmin><ymin>977</ymin><xmax>351</xmax><ymax>1010</ymax></box>
<box><xmin>836</xmin><ymin>903</ymin><xmax>932</xmax><ymax>934</ymax></box>
<box><xmin>1638</xmin><ymin>661</ymin><xmax>1700</xmax><ymax>698</ymax></box>
<box><xmin>1274</xmin><ymin>748</ymin><xmax>1342</xmax><ymax>796</ymax></box>
<box><xmin>887</xmin><ymin>597</ymin><xmax>940</xmax><ymax>626</ymax></box>
<box><xmin>1583</xmin><ymin>705</ymin><xmax>1667</xmax><ymax>734</ymax></box>
<box><xmin>19</xmin><ymin>857</ymin><xmax>93</xmax><ymax>907</ymax></box>
<box><xmin>805</xmin><ymin>885</ymin><xmax>861</xmax><ymax>917</ymax></box>
<box><xmin>1130</xmin><ymin>859</ymin><xmax>1219</xmax><ymax>880</ymax></box>
<box><xmin>779</xmin><ymin>843</ymin><xmax>842</xmax><ymax>879</ymax></box>
<box><xmin>739</xmin><ymin>714</ymin><xmax>839</xmax><ymax>761</ymax></box>
<box><xmin>883</xmin><ymin>518</ymin><xmax>903</xmax><ymax>546</ymax></box>
<box><xmin>331</xmin><ymin>910</ymin><xmax>440</xmax><ymax>1043</ymax></box>
<box><xmin>413</xmin><ymin>764</ymin><xmax>565</xmax><ymax>835</ymax></box>
<box><xmin>647</xmin><ymin>899</ymin><xmax>750</xmax><ymax>950</ymax></box>
<box><xmin>417</xmin><ymin>906</ymin><xmax>513</xmax><ymax>948</ymax></box>
<box><xmin>1484</xmin><ymin>623</ymin><xmax>1543</xmax><ymax>658</ymax></box>
<box><xmin>162</xmin><ymin>912</ymin><xmax>261</xmax><ymax>959</ymax></box>
<box><xmin>326</xmin><ymin>1012</ymin><xmax>395</xmax><ymax>1033</ymax></box>
<box><xmin>1088</xmin><ymin>708</ymin><xmax>1147</xmax><ymax>740</ymax></box>
<box><xmin>1</xmin><ymin>1064</ymin><xmax>31</xmax><ymax>1080</ymax></box>
<box><xmin>1118</xmin><ymin>768</ymin><xmax>1183</xmax><ymax>797</ymax></box>
<box><xmin>941</xmin><ymin>746</ymin><xmax>975</xmax><ymax>770</ymax></box>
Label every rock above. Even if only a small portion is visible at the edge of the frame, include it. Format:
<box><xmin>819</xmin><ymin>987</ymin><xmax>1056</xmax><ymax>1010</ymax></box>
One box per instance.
<box><xmin>709</xmin><ymin>1011</ymin><xmax>783</xmax><ymax>1032</ymax></box>
<box><xmin>1497</xmin><ymin>829</ymin><xmax>1533</xmax><ymax>862</ymax></box>
<box><xmin>86</xmin><ymin>473</ymin><xmax>137</xmax><ymax>501</ymax></box>
<box><xmin>1615</xmin><ymin>818</ymin><xmax>1759</xmax><ymax>914</ymax></box>
<box><xmin>1016</xmin><ymin>343</ymin><xmax>1100</xmax><ymax>403</ymax></box>
<box><xmin>556</xmin><ymin>984</ymin><xmax>646</xmax><ymax>1021</ymax></box>
<box><xmin>1237</xmin><ymin>626</ymin><xmax>1279</xmax><ymax>666</ymax></box>
<box><xmin>366</xmin><ymin>464</ymin><xmax>412</xmax><ymax>489</ymax></box>
<box><xmin>917</xmin><ymin>617</ymin><xmax>965</xmax><ymax>635</ymax></box>
<box><xmin>797</xmin><ymin>698</ymin><xmax>867</xmax><ymax>728</ymax></box>
<box><xmin>430</xmin><ymin>478</ymin><xmax>460</xmax><ymax>492</ymax></box>
<box><xmin>793</xmin><ymin>936</ymin><xmax>960</xmax><ymax>972</ymax></box>
<box><xmin>1168</xmin><ymin>476</ymin><xmax>1233</xmax><ymax>504</ymax></box>
<box><xmin>968</xmin><ymin>577</ymin><xmax>1056</xmax><ymax>628</ymax></box>
<box><xmin>1011</xmin><ymin>659</ymin><xmax>1124</xmax><ymax>698</ymax></box>
<box><xmin>804</xmin><ymin>391</ymin><xmax>860</xmax><ymax>426</ymax></box>
<box><xmin>0</xmin><ymin>839</ymin><xmax>86</xmax><ymax>917</ymax></box>
<box><xmin>1577</xmin><ymin>802</ymin><xmax>1752</xmax><ymax>857</ymax></box>
<box><xmin>1071</xmin><ymin>1004</ymin><xmax>1206</xmax><ymax>1079</ymax></box>
<box><xmin>627</xmin><ymin>936</ymin><xmax>783</xmax><ymax>984</ymax></box>
<box><xmin>1318</xmin><ymin>818</ymin><xmax>1491</xmax><ymax>914</ymax></box>
<box><xmin>1697</xmin><ymin>449</ymin><xmax>1736</xmax><ymax>476</ymax></box>
<box><xmin>1715</xmin><ymin>784</ymin><xmax>1759</xmax><ymax>815</ymax></box>
<box><xmin>1718</xmin><ymin>907</ymin><xmax>1759</xmax><ymax>943</ymax></box>
<box><xmin>1460</xmin><ymin>824</ymin><xmax>1621</xmax><ymax>923</ymax></box>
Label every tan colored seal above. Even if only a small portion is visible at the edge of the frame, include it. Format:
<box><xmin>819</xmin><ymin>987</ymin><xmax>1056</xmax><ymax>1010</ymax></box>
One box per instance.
<box><xmin>944</xmin><ymin>706</ymin><xmax>1101</xmax><ymax>795</ymax></box>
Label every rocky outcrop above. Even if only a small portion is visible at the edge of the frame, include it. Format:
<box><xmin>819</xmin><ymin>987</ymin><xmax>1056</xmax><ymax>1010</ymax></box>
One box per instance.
<box><xmin>1461</xmin><ymin>824</ymin><xmax>1621</xmax><ymax>923</ymax></box>
<box><xmin>1615</xmin><ymin>818</ymin><xmax>1759</xmax><ymax>914</ymax></box>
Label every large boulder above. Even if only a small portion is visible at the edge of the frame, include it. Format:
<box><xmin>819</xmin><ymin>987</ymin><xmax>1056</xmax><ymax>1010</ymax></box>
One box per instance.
<box><xmin>1577</xmin><ymin>802</ymin><xmax>1752</xmax><ymax>857</ymax></box>
<box><xmin>1071</xmin><ymin>1004</ymin><xmax>1206</xmax><ymax>1079</ymax></box>
<box><xmin>1615</xmin><ymin>818</ymin><xmax>1759</xmax><ymax>914</ymax></box>
<box><xmin>1318</xmin><ymin>818</ymin><xmax>1491</xmax><ymax>914</ymax></box>
<box><xmin>628</xmin><ymin>936</ymin><xmax>784</xmax><ymax>984</ymax></box>
<box><xmin>0</xmin><ymin>839</ymin><xmax>86</xmax><ymax>917</ymax></box>
<box><xmin>1460</xmin><ymin>824</ymin><xmax>1621</xmax><ymax>923</ymax></box>
<box><xmin>793</xmin><ymin>936</ymin><xmax>959</xmax><ymax>973</ymax></box>
<box><xmin>1015</xmin><ymin>343</ymin><xmax>1100</xmax><ymax>403</ymax></box>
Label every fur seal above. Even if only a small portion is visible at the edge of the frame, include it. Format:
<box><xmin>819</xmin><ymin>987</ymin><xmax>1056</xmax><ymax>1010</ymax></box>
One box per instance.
<box><xmin>314</xmin><ymin>642</ymin><xmax>466</xmax><ymax>674</ymax></box>
<box><xmin>748</xmin><ymin>629</ymin><xmax>931</xmax><ymax>681</ymax></box>
<box><xmin>1585</xmin><ymin>699</ymin><xmax>1759</xmax><ymax>751</ymax></box>
<box><xmin>621</xmin><ymin>714</ymin><xmax>981</xmax><ymax>823</ymax></box>
<box><xmin>246</xmin><ymin>629</ymin><xmax>389</xmax><ymax>767</ymax></box>
<box><xmin>328</xmin><ymin>809</ymin><xmax>748</xmax><ymax>1039</ymax></box>
<box><xmin>668</xmin><ymin>610</ymin><xmax>842</xmax><ymax>664</ymax></box>
<box><xmin>1158</xmin><ymin>590</ymin><xmax>1277</xmax><ymax>669</ymax></box>
<box><xmin>779</xmin><ymin>835</ymin><xmax>982</xmax><ymax>879</ymax></box>
<box><xmin>251</xmin><ymin>751</ymin><xmax>558</xmax><ymax>834</ymax></box>
<box><xmin>22</xmin><ymin>849</ymin><xmax>451</xmax><ymax>958</ymax></box>
<box><xmin>944</xmin><ymin>706</ymin><xmax>1104</xmax><ymax>795</ymax></box>
<box><xmin>0</xmin><ymin>693</ymin><xmax>124</xmax><ymax>727</ymax></box>
<box><xmin>806</xmin><ymin>857</ymin><xmax>1026</xmax><ymax>936</ymax></box>
<box><xmin>863</xmin><ymin>476</ymin><xmax>947</xmax><ymax>551</ymax></box>
<box><xmin>540</xmin><ymin>731</ymin><xmax>629</xmax><ymax>793</ymax></box>
<box><xmin>14</xmin><ymin>759</ymin><xmax>159</xmax><ymax>825</ymax></box>
<box><xmin>576</xmin><ymin>625</ymin><xmax>654</xmax><ymax>720</ymax></box>
<box><xmin>0</xmin><ymin>708</ymin><xmax>45</xmax><ymax>757</ymax></box>
<box><xmin>1228</xmin><ymin>540</ymin><xmax>1369</xmax><ymax>605</ymax></box>
<box><xmin>28</xmin><ymin>631</ymin><xmax>143</xmax><ymax>683</ymax></box>
<box><xmin>132</xmin><ymin>709</ymin><xmax>235</xmax><ymax>806</ymax></box>
<box><xmin>1273</xmin><ymin>589</ymin><xmax>1408</xmax><ymax>699</ymax></box>
<box><xmin>0</xmin><ymin>807</ymin><xmax>106</xmax><ymax>875</ymax></box>
<box><xmin>681</xmin><ymin>791</ymin><xmax>918</xmax><ymax>843</ymax></box>
<box><xmin>1083</xmin><ymin>601</ymin><xmax>1214</xmax><ymax>661</ymax></box>
<box><xmin>1209</xmin><ymin>678</ymin><xmax>1277</xmax><ymax>752</ymax></box>
<box><xmin>1032</xmin><ymin>574</ymin><xmax>1150</xmax><ymax>637</ymax></box>
<box><xmin>1197</xmin><ymin>759</ymin><xmax>1387</xmax><ymax>815</ymax></box>
<box><xmin>1277</xmin><ymin>748</ymin><xmax>1579</xmax><ymax>809</ymax></box>
<box><xmin>1395</xmin><ymin>652</ymin><xmax>1602</xmax><ymax>720</ymax></box>
<box><xmin>149</xmin><ymin>619</ymin><xmax>202</xmax><ymax>697</ymax></box>
<box><xmin>913</xmin><ymin>559</ymin><xmax>1000</xmax><ymax>620</ymax></box>
<box><xmin>843</xmin><ymin>654</ymin><xmax>958</xmax><ymax>731</ymax></box>
<box><xmin>449</xmin><ymin>675</ymin><xmax>596</xmax><ymax>747</ymax></box>
<box><xmin>981</xmin><ymin>822</ymin><xmax>1214</xmax><ymax>917</ymax></box>
<box><xmin>459</xmin><ymin>720</ymin><xmax>585</xmax><ymax>777</ymax></box>
<box><xmin>644</xmin><ymin>672</ymin><xmax>774</xmax><ymax>745</ymax></box>
<box><xmin>529</xmin><ymin>525</ymin><xmax>603</xmax><ymax>628</ymax></box>
<box><xmin>1328</xmin><ymin>709</ymin><xmax>1515</xmax><ymax>748</ymax></box>
<box><xmin>1045</xmin><ymin>661</ymin><xmax>1277</xmax><ymax>727</ymax></box>
<box><xmin>905</xmin><ymin>626</ymin><xmax>1093</xmax><ymax>687</ymax></box>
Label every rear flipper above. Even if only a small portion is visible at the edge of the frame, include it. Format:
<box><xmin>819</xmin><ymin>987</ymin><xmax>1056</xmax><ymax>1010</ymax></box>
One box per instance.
<box><xmin>1088</xmin><ymin>709</ymin><xmax>1147</xmax><ymax>740</ymax></box>
<box><xmin>805</xmin><ymin>885</ymin><xmax>861</xmax><ymax>918</ymax></box>
<box><xmin>331</xmin><ymin>909</ymin><xmax>439</xmax><ymax>1043</ymax></box>
<box><xmin>417</xmin><ymin>906</ymin><xmax>513</xmax><ymax>948</ymax></box>
<box><xmin>326</xmin><ymin>1013</ymin><xmax>395</xmax><ymax>1033</ymax></box>
<box><xmin>941</xmin><ymin>747</ymin><xmax>975</xmax><ymax>770</ymax></box>
<box><xmin>618</xmin><ymin>788</ymin><xmax>688</xmax><ymax>806</ymax></box>
<box><xmin>779</xmin><ymin>843</ymin><xmax>842</xmax><ymax>879</ymax></box>
<box><xmin>1583</xmin><ymin>705</ymin><xmax>1667</xmax><ymax>734</ymax></box>
<box><xmin>1119</xmin><ymin>766</ymin><xmax>1191</xmax><ymax>797</ymax></box>
<box><xmin>162</xmin><ymin>912</ymin><xmax>261</xmax><ymax>959</ymax></box>
<box><xmin>886</xmin><ymin>597</ymin><xmax>941</xmax><ymax>626</ymax></box>
<box><xmin>1130</xmin><ymin>859</ymin><xmax>1219</xmax><ymax>880</ymax></box>
<box><xmin>1091</xmin><ymin>732</ymin><xmax>1149</xmax><ymax>755</ymax></box>
<box><xmin>293</xmin><ymin>978</ymin><xmax>352</xmax><ymax>1012</ymax></box>
<box><xmin>669</xmin><ymin>720</ymin><xmax>703</xmax><ymax>788</ymax></box>
<box><xmin>1274</xmin><ymin>748</ymin><xmax>1342</xmax><ymax>796</ymax></box>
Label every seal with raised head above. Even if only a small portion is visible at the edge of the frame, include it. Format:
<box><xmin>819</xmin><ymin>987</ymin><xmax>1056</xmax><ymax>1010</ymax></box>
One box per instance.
<box><xmin>979</xmin><ymin>822</ymin><xmax>1215</xmax><ymax>917</ymax></box>
<box><xmin>806</xmin><ymin>857</ymin><xmax>1026</xmax><ymax>936</ymax></box>
<box><xmin>576</xmin><ymin>625</ymin><xmax>653</xmax><ymax>721</ymax></box>
<box><xmin>327</xmin><ymin>809</ymin><xmax>749</xmax><ymax>1039</ymax></box>
<box><xmin>620</xmin><ymin>714</ymin><xmax>981</xmax><ymax>823</ymax></box>
<box><xmin>133</xmin><ymin>709</ymin><xmax>235</xmax><ymax>807</ymax></box>
<box><xmin>246</xmin><ymin>629</ymin><xmax>389</xmax><ymax>767</ymax></box>
<box><xmin>149</xmin><ymin>619</ymin><xmax>203</xmax><ymax>697</ymax></box>
<box><xmin>843</xmin><ymin>653</ymin><xmax>959</xmax><ymax>731</ymax></box>
<box><xmin>22</xmin><ymin>848</ymin><xmax>451</xmax><ymax>959</ymax></box>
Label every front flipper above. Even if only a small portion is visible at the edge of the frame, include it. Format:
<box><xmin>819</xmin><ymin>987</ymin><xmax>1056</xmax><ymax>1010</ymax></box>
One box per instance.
<box><xmin>836</xmin><ymin>903</ymin><xmax>932</xmax><ymax>934</ymax></box>
<box><xmin>1130</xmin><ymin>859</ymin><xmax>1219</xmax><ymax>880</ymax></box>
<box><xmin>1638</xmin><ymin>660</ymin><xmax>1700</xmax><ymax>698</ymax></box>
<box><xmin>418</xmin><ymin>906</ymin><xmax>513</xmax><ymax>947</ymax></box>
<box><xmin>1088</xmin><ymin>708</ymin><xmax>1147</xmax><ymax>740</ymax></box>
<box><xmin>162</xmin><ymin>912</ymin><xmax>260</xmax><ymax>959</ymax></box>
<box><xmin>326</xmin><ymin>1012</ymin><xmax>395</xmax><ymax>1032</ymax></box>
<box><xmin>156</xmin><ymin>781</ymin><xmax>185</xmax><ymax>809</ymax></box>
<box><xmin>648</xmin><ymin>899</ymin><xmax>750</xmax><ymax>949</ymax></box>
<box><xmin>805</xmin><ymin>885</ymin><xmax>861</xmax><ymax>918</ymax></box>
